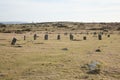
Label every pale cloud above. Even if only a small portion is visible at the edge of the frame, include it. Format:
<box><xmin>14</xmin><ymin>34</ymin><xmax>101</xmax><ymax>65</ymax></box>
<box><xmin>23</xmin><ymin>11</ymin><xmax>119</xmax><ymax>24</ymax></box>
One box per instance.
<box><xmin>0</xmin><ymin>0</ymin><xmax>120</xmax><ymax>22</ymax></box>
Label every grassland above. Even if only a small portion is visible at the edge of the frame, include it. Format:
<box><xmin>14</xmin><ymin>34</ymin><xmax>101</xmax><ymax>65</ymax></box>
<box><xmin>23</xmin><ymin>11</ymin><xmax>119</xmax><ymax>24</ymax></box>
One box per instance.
<box><xmin>0</xmin><ymin>29</ymin><xmax>120</xmax><ymax>80</ymax></box>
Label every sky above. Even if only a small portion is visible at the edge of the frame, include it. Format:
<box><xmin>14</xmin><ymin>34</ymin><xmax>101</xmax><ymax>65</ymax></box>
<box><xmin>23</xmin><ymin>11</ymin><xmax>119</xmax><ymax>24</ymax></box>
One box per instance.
<box><xmin>0</xmin><ymin>0</ymin><xmax>120</xmax><ymax>22</ymax></box>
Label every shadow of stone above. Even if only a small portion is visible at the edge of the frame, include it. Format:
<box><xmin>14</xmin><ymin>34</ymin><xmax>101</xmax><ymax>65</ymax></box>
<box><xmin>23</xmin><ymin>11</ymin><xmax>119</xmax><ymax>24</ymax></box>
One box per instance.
<box><xmin>61</xmin><ymin>48</ymin><xmax>68</xmax><ymax>51</ymax></box>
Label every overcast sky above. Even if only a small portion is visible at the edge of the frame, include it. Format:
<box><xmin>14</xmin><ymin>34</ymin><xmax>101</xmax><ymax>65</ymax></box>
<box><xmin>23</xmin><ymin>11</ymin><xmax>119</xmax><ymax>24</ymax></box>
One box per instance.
<box><xmin>0</xmin><ymin>0</ymin><xmax>120</xmax><ymax>22</ymax></box>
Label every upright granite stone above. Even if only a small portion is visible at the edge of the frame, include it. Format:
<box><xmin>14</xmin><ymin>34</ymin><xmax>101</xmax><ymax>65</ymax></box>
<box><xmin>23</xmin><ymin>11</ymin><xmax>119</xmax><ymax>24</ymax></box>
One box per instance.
<box><xmin>44</xmin><ymin>34</ymin><xmax>48</xmax><ymax>40</ymax></box>
<box><xmin>98</xmin><ymin>34</ymin><xmax>102</xmax><ymax>40</ymax></box>
<box><xmin>83</xmin><ymin>36</ymin><xmax>87</xmax><ymax>40</ymax></box>
<box><xmin>57</xmin><ymin>34</ymin><xmax>60</xmax><ymax>40</ymax></box>
<box><xmin>34</xmin><ymin>34</ymin><xmax>37</xmax><ymax>40</ymax></box>
<box><xmin>24</xmin><ymin>35</ymin><xmax>26</xmax><ymax>40</ymax></box>
<box><xmin>107</xmin><ymin>34</ymin><xmax>110</xmax><ymax>38</ymax></box>
<box><xmin>11</xmin><ymin>37</ymin><xmax>17</xmax><ymax>45</ymax></box>
<box><xmin>70</xmin><ymin>33</ymin><xmax>73</xmax><ymax>40</ymax></box>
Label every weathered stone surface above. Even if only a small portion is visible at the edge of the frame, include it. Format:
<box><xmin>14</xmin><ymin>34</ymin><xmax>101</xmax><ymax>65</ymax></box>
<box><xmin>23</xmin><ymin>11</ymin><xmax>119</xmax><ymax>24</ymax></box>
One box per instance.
<box><xmin>87</xmin><ymin>61</ymin><xmax>101</xmax><ymax>74</ymax></box>
<box><xmin>34</xmin><ymin>34</ymin><xmax>37</xmax><ymax>40</ymax></box>
<box><xmin>57</xmin><ymin>34</ymin><xmax>60</xmax><ymax>40</ymax></box>
<box><xmin>70</xmin><ymin>34</ymin><xmax>74</xmax><ymax>40</ymax></box>
<box><xmin>98</xmin><ymin>34</ymin><xmax>102</xmax><ymax>40</ymax></box>
<box><xmin>83</xmin><ymin>36</ymin><xmax>87</xmax><ymax>40</ymax></box>
<box><xmin>11</xmin><ymin>37</ymin><xmax>17</xmax><ymax>45</ymax></box>
<box><xmin>44</xmin><ymin>34</ymin><xmax>48</xmax><ymax>40</ymax></box>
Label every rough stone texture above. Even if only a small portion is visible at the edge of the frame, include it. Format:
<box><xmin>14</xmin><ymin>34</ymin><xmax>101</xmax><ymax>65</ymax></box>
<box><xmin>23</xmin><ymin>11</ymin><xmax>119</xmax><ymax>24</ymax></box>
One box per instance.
<box><xmin>108</xmin><ymin>35</ymin><xmax>110</xmax><ymax>37</ymax></box>
<box><xmin>98</xmin><ymin>34</ymin><xmax>102</xmax><ymax>40</ymax></box>
<box><xmin>57</xmin><ymin>35</ymin><xmax>60</xmax><ymax>40</ymax></box>
<box><xmin>11</xmin><ymin>37</ymin><xmax>17</xmax><ymax>45</ymax></box>
<box><xmin>70</xmin><ymin>34</ymin><xmax>74</xmax><ymax>40</ymax></box>
<box><xmin>24</xmin><ymin>35</ymin><xmax>26</xmax><ymax>40</ymax></box>
<box><xmin>34</xmin><ymin>34</ymin><xmax>37</xmax><ymax>40</ymax></box>
<box><xmin>87</xmin><ymin>61</ymin><xmax>101</xmax><ymax>74</ymax></box>
<box><xmin>44</xmin><ymin>34</ymin><xmax>48</xmax><ymax>40</ymax></box>
<box><xmin>83</xmin><ymin>36</ymin><xmax>87</xmax><ymax>40</ymax></box>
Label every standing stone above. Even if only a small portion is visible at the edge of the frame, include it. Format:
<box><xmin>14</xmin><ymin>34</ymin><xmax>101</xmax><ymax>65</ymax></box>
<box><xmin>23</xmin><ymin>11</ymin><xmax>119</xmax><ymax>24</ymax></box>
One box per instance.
<box><xmin>107</xmin><ymin>34</ymin><xmax>110</xmax><ymax>37</ymax></box>
<box><xmin>24</xmin><ymin>35</ymin><xmax>26</xmax><ymax>40</ymax></box>
<box><xmin>93</xmin><ymin>32</ymin><xmax>97</xmax><ymax>35</ymax></box>
<box><xmin>34</xmin><ymin>34</ymin><xmax>37</xmax><ymax>40</ymax></box>
<box><xmin>98</xmin><ymin>34</ymin><xmax>102</xmax><ymax>40</ymax></box>
<box><xmin>11</xmin><ymin>37</ymin><xmax>17</xmax><ymax>45</ymax></box>
<box><xmin>83</xmin><ymin>36</ymin><xmax>87</xmax><ymax>40</ymax></box>
<box><xmin>44</xmin><ymin>34</ymin><xmax>48</xmax><ymax>40</ymax></box>
<box><xmin>57</xmin><ymin>34</ymin><xmax>60</xmax><ymax>40</ymax></box>
<box><xmin>70</xmin><ymin>33</ymin><xmax>74</xmax><ymax>40</ymax></box>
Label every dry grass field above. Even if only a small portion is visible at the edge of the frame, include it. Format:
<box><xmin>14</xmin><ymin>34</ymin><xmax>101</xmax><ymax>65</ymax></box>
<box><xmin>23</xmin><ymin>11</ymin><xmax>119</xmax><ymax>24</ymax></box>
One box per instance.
<box><xmin>0</xmin><ymin>30</ymin><xmax>120</xmax><ymax>80</ymax></box>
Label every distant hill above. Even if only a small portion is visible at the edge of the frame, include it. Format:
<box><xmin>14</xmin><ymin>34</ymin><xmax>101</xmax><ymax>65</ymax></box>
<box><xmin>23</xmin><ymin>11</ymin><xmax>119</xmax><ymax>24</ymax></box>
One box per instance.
<box><xmin>32</xmin><ymin>22</ymin><xmax>120</xmax><ymax>30</ymax></box>
<box><xmin>0</xmin><ymin>21</ymin><xmax>120</xmax><ymax>31</ymax></box>
<box><xmin>0</xmin><ymin>21</ymin><xmax>27</xmax><ymax>24</ymax></box>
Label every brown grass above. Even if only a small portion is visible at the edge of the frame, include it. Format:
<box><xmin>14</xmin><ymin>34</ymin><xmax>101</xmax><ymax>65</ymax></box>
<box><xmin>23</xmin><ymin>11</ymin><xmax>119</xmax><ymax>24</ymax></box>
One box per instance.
<box><xmin>0</xmin><ymin>32</ymin><xmax>120</xmax><ymax>80</ymax></box>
